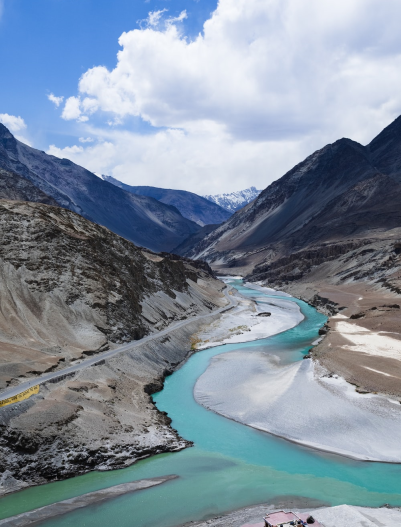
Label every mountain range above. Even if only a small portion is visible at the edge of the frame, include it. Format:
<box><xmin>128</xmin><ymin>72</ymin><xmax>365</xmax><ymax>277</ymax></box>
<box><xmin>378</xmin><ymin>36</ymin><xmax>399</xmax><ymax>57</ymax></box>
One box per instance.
<box><xmin>203</xmin><ymin>186</ymin><xmax>261</xmax><ymax>213</ymax></box>
<box><xmin>103</xmin><ymin>175</ymin><xmax>231</xmax><ymax>226</ymax></box>
<box><xmin>0</xmin><ymin>124</ymin><xmax>201</xmax><ymax>253</ymax></box>
<box><xmin>188</xmin><ymin>116</ymin><xmax>401</xmax><ymax>279</ymax></box>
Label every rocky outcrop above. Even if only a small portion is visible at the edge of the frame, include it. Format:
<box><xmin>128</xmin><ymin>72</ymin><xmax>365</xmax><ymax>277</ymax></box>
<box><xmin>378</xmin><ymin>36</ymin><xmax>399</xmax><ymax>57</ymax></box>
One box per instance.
<box><xmin>0</xmin><ymin>308</ymin><xmax>227</xmax><ymax>495</ymax></box>
<box><xmin>248</xmin><ymin>241</ymin><xmax>370</xmax><ymax>285</ymax></box>
<box><xmin>247</xmin><ymin>237</ymin><xmax>401</xmax><ymax>293</ymax></box>
<box><xmin>0</xmin><ymin>124</ymin><xmax>200</xmax><ymax>252</ymax></box>
<box><xmin>0</xmin><ymin>200</ymin><xmax>223</xmax><ymax>389</ymax></box>
<box><xmin>0</xmin><ymin>200</ymin><xmax>228</xmax><ymax>494</ymax></box>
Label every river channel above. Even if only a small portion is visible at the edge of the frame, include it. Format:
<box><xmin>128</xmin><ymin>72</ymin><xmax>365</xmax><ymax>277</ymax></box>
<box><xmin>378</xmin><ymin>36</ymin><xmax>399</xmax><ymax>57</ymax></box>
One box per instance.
<box><xmin>1</xmin><ymin>278</ymin><xmax>401</xmax><ymax>526</ymax></box>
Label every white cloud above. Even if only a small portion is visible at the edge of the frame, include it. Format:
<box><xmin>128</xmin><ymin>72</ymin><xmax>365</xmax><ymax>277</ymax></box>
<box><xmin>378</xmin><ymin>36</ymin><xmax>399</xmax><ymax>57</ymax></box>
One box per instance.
<box><xmin>61</xmin><ymin>96</ymin><xmax>82</xmax><ymax>120</ymax></box>
<box><xmin>61</xmin><ymin>96</ymin><xmax>98</xmax><ymax>122</ymax></box>
<box><xmin>76</xmin><ymin>0</ymin><xmax>401</xmax><ymax>142</ymax></box>
<box><xmin>166</xmin><ymin>10</ymin><xmax>187</xmax><ymax>27</ymax></box>
<box><xmin>48</xmin><ymin>144</ymin><xmax>84</xmax><ymax>158</ymax></box>
<box><xmin>144</xmin><ymin>9</ymin><xmax>168</xmax><ymax>28</ymax></box>
<box><xmin>81</xmin><ymin>97</ymin><xmax>99</xmax><ymax>114</ymax></box>
<box><xmin>47</xmin><ymin>93</ymin><xmax>64</xmax><ymax>108</ymax></box>
<box><xmin>139</xmin><ymin>9</ymin><xmax>187</xmax><ymax>30</ymax></box>
<box><xmin>0</xmin><ymin>113</ymin><xmax>27</xmax><ymax>132</ymax></box>
<box><xmin>46</xmin><ymin>124</ymin><xmax>308</xmax><ymax>194</ymax></box>
<box><xmin>79</xmin><ymin>137</ymin><xmax>94</xmax><ymax>143</ymax></box>
<box><xmin>53</xmin><ymin>0</ymin><xmax>401</xmax><ymax>192</ymax></box>
<box><xmin>0</xmin><ymin>113</ymin><xmax>32</xmax><ymax>145</ymax></box>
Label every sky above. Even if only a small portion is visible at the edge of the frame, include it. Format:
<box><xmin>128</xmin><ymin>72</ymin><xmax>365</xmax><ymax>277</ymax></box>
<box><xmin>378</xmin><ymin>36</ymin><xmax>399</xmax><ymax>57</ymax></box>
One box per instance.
<box><xmin>1</xmin><ymin>0</ymin><xmax>401</xmax><ymax>194</ymax></box>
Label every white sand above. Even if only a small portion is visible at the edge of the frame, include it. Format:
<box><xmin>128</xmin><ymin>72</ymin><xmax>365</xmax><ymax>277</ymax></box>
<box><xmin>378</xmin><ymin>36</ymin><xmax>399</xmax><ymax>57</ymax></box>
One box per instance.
<box><xmin>193</xmin><ymin>283</ymin><xmax>303</xmax><ymax>350</ymax></box>
<box><xmin>337</xmin><ymin>320</ymin><xmax>401</xmax><ymax>360</ymax></box>
<box><xmin>312</xmin><ymin>505</ymin><xmax>401</xmax><ymax>526</ymax></box>
<box><xmin>195</xmin><ymin>353</ymin><xmax>401</xmax><ymax>461</ymax></box>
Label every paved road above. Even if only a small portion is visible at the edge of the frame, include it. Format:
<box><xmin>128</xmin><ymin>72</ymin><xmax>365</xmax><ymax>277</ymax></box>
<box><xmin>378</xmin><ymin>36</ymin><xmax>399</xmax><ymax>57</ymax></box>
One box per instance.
<box><xmin>0</xmin><ymin>288</ymin><xmax>236</xmax><ymax>401</ymax></box>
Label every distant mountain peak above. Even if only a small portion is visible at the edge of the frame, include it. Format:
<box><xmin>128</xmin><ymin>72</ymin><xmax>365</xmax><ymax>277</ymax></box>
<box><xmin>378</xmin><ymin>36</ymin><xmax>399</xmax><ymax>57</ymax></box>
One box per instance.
<box><xmin>203</xmin><ymin>186</ymin><xmax>262</xmax><ymax>213</ymax></box>
<box><xmin>0</xmin><ymin>125</ymin><xmax>201</xmax><ymax>253</ymax></box>
<box><xmin>103</xmin><ymin>175</ymin><xmax>232</xmax><ymax>226</ymax></box>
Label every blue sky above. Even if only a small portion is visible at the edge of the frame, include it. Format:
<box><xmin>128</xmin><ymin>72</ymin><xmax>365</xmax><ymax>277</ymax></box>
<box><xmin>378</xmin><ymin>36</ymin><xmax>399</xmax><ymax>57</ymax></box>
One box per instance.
<box><xmin>1</xmin><ymin>0</ymin><xmax>401</xmax><ymax>194</ymax></box>
<box><xmin>0</xmin><ymin>0</ymin><xmax>217</xmax><ymax>149</ymax></box>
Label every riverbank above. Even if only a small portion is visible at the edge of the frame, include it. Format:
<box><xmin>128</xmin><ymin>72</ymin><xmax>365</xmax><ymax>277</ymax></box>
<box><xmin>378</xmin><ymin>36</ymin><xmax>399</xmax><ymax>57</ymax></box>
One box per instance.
<box><xmin>194</xmin><ymin>282</ymin><xmax>401</xmax><ymax>462</ymax></box>
<box><xmin>253</xmin><ymin>256</ymin><xmax>401</xmax><ymax>398</ymax></box>
<box><xmin>195</xmin><ymin>356</ymin><xmax>401</xmax><ymax>461</ymax></box>
<box><xmin>2</xmin><ymin>280</ymin><xmax>401</xmax><ymax>527</ymax></box>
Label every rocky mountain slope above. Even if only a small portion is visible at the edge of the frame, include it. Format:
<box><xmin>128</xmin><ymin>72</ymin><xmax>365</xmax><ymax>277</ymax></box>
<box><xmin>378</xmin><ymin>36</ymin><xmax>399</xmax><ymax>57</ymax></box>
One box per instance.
<box><xmin>172</xmin><ymin>224</ymin><xmax>219</xmax><ymax>256</ymax></box>
<box><xmin>103</xmin><ymin>176</ymin><xmax>232</xmax><ymax>227</ymax></box>
<box><xmin>189</xmin><ymin>117</ymin><xmax>401</xmax><ymax>274</ymax></box>
<box><xmin>0</xmin><ymin>167</ymin><xmax>57</xmax><ymax>205</ymax></box>
<box><xmin>0</xmin><ymin>200</ymin><xmax>228</xmax><ymax>494</ymax></box>
<box><xmin>203</xmin><ymin>186</ymin><xmax>261</xmax><ymax>213</ymax></box>
<box><xmin>0</xmin><ymin>124</ymin><xmax>200</xmax><ymax>252</ymax></box>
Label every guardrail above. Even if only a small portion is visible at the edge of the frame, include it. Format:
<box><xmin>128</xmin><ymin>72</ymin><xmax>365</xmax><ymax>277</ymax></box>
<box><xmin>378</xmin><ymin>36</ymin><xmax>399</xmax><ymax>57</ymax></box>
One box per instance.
<box><xmin>0</xmin><ymin>385</ymin><xmax>39</xmax><ymax>408</ymax></box>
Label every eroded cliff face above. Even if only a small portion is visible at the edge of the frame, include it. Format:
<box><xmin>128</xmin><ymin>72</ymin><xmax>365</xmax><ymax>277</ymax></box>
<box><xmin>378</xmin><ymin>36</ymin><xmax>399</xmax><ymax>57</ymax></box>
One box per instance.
<box><xmin>0</xmin><ymin>316</ymin><xmax>222</xmax><ymax>496</ymax></box>
<box><xmin>0</xmin><ymin>200</ymin><xmax>227</xmax><ymax>494</ymax></box>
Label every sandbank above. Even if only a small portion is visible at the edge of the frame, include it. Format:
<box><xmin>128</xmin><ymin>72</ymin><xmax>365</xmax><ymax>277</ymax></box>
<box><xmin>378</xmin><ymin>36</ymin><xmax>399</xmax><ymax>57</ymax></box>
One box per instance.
<box><xmin>0</xmin><ymin>476</ymin><xmax>177</xmax><ymax>526</ymax></box>
<box><xmin>195</xmin><ymin>345</ymin><xmax>401</xmax><ymax>462</ymax></box>
<box><xmin>193</xmin><ymin>280</ymin><xmax>303</xmax><ymax>350</ymax></box>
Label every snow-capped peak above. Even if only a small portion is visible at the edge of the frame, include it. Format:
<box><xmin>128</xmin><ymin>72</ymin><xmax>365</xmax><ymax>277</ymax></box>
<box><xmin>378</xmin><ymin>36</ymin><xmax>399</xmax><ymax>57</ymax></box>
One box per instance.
<box><xmin>203</xmin><ymin>186</ymin><xmax>262</xmax><ymax>213</ymax></box>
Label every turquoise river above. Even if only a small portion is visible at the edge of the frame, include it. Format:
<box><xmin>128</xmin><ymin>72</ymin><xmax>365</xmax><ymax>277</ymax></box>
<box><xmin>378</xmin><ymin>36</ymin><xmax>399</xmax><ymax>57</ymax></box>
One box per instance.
<box><xmin>1</xmin><ymin>278</ymin><xmax>401</xmax><ymax>526</ymax></box>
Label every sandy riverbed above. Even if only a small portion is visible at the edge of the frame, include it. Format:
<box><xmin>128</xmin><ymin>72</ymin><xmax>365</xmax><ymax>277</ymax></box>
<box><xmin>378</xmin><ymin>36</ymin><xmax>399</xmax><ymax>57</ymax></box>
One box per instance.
<box><xmin>194</xmin><ymin>282</ymin><xmax>401</xmax><ymax>462</ymax></box>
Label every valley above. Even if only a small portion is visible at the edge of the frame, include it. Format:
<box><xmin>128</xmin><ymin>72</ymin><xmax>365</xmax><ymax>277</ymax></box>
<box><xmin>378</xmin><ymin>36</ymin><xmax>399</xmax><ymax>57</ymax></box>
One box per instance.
<box><xmin>2</xmin><ymin>2</ymin><xmax>401</xmax><ymax>525</ymax></box>
<box><xmin>2</xmin><ymin>281</ymin><xmax>401</xmax><ymax>527</ymax></box>
<box><xmin>0</xmin><ymin>115</ymin><xmax>401</xmax><ymax>526</ymax></box>
<box><xmin>0</xmin><ymin>125</ymin><xmax>200</xmax><ymax>253</ymax></box>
